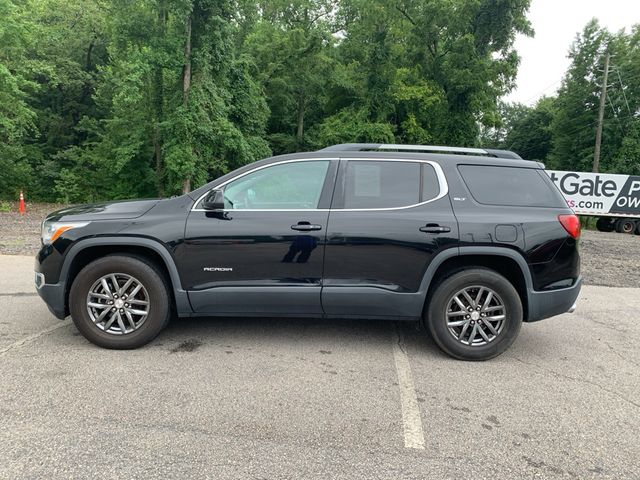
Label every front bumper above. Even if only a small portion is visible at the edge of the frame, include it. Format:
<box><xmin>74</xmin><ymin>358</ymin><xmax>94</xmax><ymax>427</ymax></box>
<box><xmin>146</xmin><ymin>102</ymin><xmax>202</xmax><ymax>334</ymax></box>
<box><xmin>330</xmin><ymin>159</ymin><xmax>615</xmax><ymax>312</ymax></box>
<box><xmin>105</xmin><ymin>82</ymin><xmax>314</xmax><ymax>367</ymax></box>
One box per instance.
<box><xmin>35</xmin><ymin>272</ymin><xmax>67</xmax><ymax>319</ymax></box>
<box><xmin>527</xmin><ymin>276</ymin><xmax>582</xmax><ymax>322</ymax></box>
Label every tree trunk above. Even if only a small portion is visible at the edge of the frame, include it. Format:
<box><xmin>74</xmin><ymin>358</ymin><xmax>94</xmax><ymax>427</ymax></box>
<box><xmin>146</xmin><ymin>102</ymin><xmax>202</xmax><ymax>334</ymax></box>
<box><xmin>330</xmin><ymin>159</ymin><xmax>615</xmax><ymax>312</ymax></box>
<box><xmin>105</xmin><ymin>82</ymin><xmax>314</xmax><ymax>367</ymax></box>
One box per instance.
<box><xmin>296</xmin><ymin>91</ymin><xmax>305</xmax><ymax>142</ymax></box>
<box><xmin>79</xmin><ymin>35</ymin><xmax>97</xmax><ymax>104</ymax></box>
<box><xmin>153</xmin><ymin>125</ymin><xmax>163</xmax><ymax>196</ymax></box>
<box><xmin>183</xmin><ymin>14</ymin><xmax>192</xmax><ymax>106</ymax></box>
<box><xmin>182</xmin><ymin>13</ymin><xmax>192</xmax><ymax>194</ymax></box>
<box><xmin>154</xmin><ymin>2</ymin><xmax>166</xmax><ymax>197</ymax></box>
<box><xmin>85</xmin><ymin>38</ymin><xmax>95</xmax><ymax>72</ymax></box>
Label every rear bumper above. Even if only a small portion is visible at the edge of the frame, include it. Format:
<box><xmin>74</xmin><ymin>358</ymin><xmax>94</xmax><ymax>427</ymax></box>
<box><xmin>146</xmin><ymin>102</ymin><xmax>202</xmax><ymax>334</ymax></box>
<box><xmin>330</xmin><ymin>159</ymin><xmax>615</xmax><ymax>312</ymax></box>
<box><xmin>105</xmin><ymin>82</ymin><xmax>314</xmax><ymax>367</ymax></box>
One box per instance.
<box><xmin>527</xmin><ymin>276</ymin><xmax>582</xmax><ymax>322</ymax></box>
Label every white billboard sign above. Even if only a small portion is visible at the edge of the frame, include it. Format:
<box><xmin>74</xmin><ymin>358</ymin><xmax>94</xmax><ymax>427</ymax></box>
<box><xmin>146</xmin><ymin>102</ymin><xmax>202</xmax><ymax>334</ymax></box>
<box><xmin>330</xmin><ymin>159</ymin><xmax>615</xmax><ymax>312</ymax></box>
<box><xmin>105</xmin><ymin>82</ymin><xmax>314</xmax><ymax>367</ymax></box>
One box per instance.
<box><xmin>546</xmin><ymin>170</ymin><xmax>640</xmax><ymax>217</ymax></box>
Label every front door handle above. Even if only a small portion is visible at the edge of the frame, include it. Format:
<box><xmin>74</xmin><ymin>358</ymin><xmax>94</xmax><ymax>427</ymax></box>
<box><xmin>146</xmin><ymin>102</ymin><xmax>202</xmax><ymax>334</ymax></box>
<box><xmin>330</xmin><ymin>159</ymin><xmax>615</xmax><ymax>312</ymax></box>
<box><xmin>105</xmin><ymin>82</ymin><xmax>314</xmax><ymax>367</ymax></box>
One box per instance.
<box><xmin>419</xmin><ymin>224</ymin><xmax>451</xmax><ymax>234</ymax></box>
<box><xmin>291</xmin><ymin>223</ymin><xmax>322</xmax><ymax>231</ymax></box>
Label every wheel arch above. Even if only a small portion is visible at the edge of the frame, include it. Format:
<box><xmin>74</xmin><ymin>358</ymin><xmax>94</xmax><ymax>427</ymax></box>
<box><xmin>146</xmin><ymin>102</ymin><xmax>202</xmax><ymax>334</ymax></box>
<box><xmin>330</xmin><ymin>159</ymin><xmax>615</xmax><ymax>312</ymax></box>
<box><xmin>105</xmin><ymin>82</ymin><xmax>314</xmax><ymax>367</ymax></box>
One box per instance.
<box><xmin>61</xmin><ymin>237</ymin><xmax>191</xmax><ymax>316</ymax></box>
<box><xmin>421</xmin><ymin>247</ymin><xmax>533</xmax><ymax>321</ymax></box>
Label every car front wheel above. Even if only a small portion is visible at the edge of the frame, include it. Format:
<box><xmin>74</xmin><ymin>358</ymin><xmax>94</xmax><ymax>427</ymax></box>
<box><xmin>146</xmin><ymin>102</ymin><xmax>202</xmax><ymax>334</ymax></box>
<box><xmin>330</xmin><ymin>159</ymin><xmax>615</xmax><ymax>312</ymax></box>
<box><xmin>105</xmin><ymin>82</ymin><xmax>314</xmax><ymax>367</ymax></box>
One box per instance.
<box><xmin>69</xmin><ymin>255</ymin><xmax>171</xmax><ymax>349</ymax></box>
<box><xmin>425</xmin><ymin>268</ymin><xmax>523</xmax><ymax>361</ymax></box>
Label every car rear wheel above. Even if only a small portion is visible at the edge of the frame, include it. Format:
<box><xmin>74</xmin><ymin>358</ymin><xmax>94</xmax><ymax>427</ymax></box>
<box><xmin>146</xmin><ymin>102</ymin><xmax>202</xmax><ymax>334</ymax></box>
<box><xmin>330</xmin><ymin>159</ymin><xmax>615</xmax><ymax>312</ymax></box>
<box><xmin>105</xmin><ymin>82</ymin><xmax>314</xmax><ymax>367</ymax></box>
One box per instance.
<box><xmin>69</xmin><ymin>255</ymin><xmax>171</xmax><ymax>349</ymax></box>
<box><xmin>425</xmin><ymin>268</ymin><xmax>522</xmax><ymax>361</ymax></box>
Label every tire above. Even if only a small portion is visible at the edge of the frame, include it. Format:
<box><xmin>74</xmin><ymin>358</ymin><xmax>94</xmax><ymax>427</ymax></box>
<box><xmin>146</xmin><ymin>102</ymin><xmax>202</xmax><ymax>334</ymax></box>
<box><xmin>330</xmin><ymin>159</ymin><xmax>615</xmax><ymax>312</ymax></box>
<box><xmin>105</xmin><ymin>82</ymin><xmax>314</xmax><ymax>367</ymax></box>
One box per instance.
<box><xmin>595</xmin><ymin>217</ymin><xmax>615</xmax><ymax>232</ymax></box>
<box><xmin>636</xmin><ymin>221</ymin><xmax>640</xmax><ymax>235</ymax></box>
<box><xmin>425</xmin><ymin>268</ymin><xmax>523</xmax><ymax>361</ymax></box>
<box><xmin>615</xmin><ymin>218</ymin><xmax>635</xmax><ymax>234</ymax></box>
<box><xmin>69</xmin><ymin>255</ymin><xmax>171</xmax><ymax>349</ymax></box>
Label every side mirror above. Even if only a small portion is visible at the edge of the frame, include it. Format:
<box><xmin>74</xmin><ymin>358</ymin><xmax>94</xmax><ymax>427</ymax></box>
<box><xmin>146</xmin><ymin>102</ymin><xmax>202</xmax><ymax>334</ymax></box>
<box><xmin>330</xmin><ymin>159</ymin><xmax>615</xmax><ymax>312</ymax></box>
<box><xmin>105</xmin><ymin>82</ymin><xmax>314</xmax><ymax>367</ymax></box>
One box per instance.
<box><xmin>202</xmin><ymin>189</ymin><xmax>225</xmax><ymax>211</ymax></box>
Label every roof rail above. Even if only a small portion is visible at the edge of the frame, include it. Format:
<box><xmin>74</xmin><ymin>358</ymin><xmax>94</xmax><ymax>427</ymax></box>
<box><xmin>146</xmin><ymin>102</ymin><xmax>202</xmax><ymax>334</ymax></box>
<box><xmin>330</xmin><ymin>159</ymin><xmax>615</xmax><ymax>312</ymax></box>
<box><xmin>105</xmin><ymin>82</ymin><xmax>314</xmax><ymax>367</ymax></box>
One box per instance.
<box><xmin>318</xmin><ymin>143</ymin><xmax>522</xmax><ymax>160</ymax></box>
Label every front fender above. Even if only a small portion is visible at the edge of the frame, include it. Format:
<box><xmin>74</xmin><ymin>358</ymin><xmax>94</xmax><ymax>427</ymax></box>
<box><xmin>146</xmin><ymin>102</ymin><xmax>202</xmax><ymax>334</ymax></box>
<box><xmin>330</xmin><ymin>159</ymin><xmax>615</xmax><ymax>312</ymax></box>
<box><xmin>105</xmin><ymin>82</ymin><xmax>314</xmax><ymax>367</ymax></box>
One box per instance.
<box><xmin>58</xmin><ymin>237</ymin><xmax>191</xmax><ymax>315</ymax></box>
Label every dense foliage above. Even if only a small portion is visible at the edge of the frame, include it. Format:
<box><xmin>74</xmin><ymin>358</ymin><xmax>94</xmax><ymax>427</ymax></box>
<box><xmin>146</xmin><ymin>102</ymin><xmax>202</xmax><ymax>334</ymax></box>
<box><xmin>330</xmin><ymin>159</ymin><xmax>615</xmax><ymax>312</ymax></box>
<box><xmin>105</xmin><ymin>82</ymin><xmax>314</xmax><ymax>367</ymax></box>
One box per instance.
<box><xmin>0</xmin><ymin>1</ymin><xmax>638</xmax><ymax>202</ymax></box>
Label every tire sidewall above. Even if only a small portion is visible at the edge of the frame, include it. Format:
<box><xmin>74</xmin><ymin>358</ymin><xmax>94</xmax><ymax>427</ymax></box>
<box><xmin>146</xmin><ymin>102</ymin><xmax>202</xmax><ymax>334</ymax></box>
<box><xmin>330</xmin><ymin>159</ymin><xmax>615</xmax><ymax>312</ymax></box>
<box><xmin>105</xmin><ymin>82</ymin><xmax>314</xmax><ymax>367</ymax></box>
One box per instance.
<box><xmin>69</xmin><ymin>256</ymin><xmax>170</xmax><ymax>349</ymax></box>
<box><xmin>427</xmin><ymin>269</ymin><xmax>523</xmax><ymax>361</ymax></box>
<box><xmin>615</xmin><ymin>218</ymin><xmax>635</xmax><ymax>234</ymax></box>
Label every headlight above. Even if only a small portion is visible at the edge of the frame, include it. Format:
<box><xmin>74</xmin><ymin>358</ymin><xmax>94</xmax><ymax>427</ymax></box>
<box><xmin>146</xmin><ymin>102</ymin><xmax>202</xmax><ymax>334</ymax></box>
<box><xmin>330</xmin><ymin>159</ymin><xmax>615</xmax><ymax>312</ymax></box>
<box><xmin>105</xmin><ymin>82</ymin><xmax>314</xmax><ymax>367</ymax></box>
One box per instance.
<box><xmin>41</xmin><ymin>221</ymin><xmax>90</xmax><ymax>245</ymax></box>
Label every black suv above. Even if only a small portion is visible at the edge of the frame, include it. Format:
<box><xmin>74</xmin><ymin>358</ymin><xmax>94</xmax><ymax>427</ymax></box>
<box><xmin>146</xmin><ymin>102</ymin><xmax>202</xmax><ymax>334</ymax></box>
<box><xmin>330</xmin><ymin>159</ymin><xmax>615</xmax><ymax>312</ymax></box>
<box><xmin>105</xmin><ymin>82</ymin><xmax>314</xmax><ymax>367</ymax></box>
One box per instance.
<box><xmin>35</xmin><ymin>144</ymin><xmax>581</xmax><ymax>360</ymax></box>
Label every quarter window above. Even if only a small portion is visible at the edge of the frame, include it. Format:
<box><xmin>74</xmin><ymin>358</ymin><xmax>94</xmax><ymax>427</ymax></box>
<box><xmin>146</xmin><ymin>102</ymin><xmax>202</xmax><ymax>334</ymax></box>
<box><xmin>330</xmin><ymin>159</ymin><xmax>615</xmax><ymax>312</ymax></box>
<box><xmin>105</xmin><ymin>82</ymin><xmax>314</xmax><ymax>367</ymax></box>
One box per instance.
<box><xmin>458</xmin><ymin>165</ymin><xmax>565</xmax><ymax>207</ymax></box>
<box><xmin>422</xmin><ymin>163</ymin><xmax>440</xmax><ymax>201</ymax></box>
<box><xmin>343</xmin><ymin>161</ymin><xmax>440</xmax><ymax>209</ymax></box>
<box><xmin>222</xmin><ymin>161</ymin><xmax>330</xmax><ymax>210</ymax></box>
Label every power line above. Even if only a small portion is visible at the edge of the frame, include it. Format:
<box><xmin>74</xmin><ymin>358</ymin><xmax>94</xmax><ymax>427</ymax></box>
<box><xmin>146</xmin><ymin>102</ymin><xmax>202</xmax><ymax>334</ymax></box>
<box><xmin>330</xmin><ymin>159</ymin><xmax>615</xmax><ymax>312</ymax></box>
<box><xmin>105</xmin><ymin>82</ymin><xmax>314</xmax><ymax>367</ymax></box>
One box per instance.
<box><xmin>550</xmin><ymin>118</ymin><xmax>620</xmax><ymax>140</ymax></box>
<box><xmin>519</xmin><ymin>78</ymin><xmax>563</xmax><ymax>105</ymax></box>
<box><xmin>509</xmin><ymin>107</ymin><xmax>635</xmax><ymax>141</ymax></box>
<box><xmin>606</xmin><ymin>93</ymin><xmax>625</xmax><ymax>136</ymax></box>
<box><xmin>614</xmin><ymin>67</ymin><xmax>633</xmax><ymax>118</ymax></box>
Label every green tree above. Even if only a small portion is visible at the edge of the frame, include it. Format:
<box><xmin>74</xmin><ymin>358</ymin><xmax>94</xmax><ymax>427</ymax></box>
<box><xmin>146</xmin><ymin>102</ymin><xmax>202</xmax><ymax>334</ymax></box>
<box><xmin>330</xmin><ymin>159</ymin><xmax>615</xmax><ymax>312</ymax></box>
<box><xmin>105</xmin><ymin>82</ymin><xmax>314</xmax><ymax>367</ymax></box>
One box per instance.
<box><xmin>164</xmin><ymin>0</ymin><xmax>270</xmax><ymax>193</ymax></box>
<box><xmin>478</xmin><ymin>101</ymin><xmax>529</xmax><ymax>148</ymax></box>
<box><xmin>28</xmin><ymin>0</ymin><xmax>109</xmax><ymax>201</ymax></box>
<box><xmin>58</xmin><ymin>0</ymin><xmax>270</xmax><ymax>200</ymax></box>
<box><xmin>330</xmin><ymin>0</ymin><xmax>532</xmax><ymax>146</ymax></box>
<box><xmin>244</xmin><ymin>0</ymin><xmax>336</xmax><ymax>153</ymax></box>
<box><xmin>0</xmin><ymin>0</ymin><xmax>37</xmax><ymax>198</ymax></box>
<box><xmin>503</xmin><ymin>97</ymin><xmax>556</xmax><ymax>160</ymax></box>
<box><xmin>612</xmin><ymin>119</ymin><xmax>640</xmax><ymax>175</ymax></box>
<box><xmin>1</xmin><ymin>0</ymin><xmax>548</xmax><ymax>202</ymax></box>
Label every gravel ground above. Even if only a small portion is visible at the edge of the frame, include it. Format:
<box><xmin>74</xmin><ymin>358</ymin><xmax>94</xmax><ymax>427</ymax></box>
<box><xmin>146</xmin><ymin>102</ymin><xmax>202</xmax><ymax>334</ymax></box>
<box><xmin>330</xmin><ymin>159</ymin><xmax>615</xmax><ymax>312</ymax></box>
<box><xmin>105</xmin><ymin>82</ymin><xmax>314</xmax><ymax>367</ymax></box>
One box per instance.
<box><xmin>1</xmin><ymin>204</ymin><xmax>638</xmax><ymax>287</ymax></box>
<box><xmin>0</xmin><ymin>203</ymin><xmax>66</xmax><ymax>256</ymax></box>
<box><xmin>580</xmin><ymin>229</ymin><xmax>640</xmax><ymax>287</ymax></box>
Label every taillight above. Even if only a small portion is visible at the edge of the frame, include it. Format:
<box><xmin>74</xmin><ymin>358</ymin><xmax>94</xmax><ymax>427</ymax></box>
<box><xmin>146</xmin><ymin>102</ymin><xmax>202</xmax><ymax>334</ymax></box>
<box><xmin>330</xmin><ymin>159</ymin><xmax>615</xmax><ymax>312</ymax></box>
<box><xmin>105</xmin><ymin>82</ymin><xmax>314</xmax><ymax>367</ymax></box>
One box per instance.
<box><xmin>558</xmin><ymin>214</ymin><xmax>581</xmax><ymax>239</ymax></box>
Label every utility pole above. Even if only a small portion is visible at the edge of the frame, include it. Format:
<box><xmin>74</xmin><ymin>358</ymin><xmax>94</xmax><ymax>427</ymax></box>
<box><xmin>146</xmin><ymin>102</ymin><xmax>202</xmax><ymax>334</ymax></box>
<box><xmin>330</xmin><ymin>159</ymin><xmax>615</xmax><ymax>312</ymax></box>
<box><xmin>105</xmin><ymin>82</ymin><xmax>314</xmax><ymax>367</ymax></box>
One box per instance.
<box><xmin>593</xmin><ymin>51</ymin><xmax>610</xmax><ymax>173</ymax></box>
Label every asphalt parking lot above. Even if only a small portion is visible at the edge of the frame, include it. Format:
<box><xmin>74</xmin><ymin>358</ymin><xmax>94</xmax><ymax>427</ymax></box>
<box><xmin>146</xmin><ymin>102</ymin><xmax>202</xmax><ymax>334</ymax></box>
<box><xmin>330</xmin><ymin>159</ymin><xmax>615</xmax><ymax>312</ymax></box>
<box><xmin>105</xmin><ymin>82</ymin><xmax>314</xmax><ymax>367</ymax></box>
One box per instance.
<box><xmin>1</xmin><ymin>254</ymin><xmax>639</xmax><ymax>479</ymax></box>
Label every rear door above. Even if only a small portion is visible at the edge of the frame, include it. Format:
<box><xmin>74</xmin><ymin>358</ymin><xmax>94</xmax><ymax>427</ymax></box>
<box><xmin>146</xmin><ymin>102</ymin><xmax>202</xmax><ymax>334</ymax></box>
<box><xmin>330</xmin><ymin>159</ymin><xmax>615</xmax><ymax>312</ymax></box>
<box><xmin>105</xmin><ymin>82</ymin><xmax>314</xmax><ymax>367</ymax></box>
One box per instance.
<box><xmin>182</xmin><ymin>158</ymin><xmax>337</xmax><ymax>314</ymax></box>
<box><xmin>322</xmin><ymin>158</ymin><xmax>458</xmax><ymax>317</ymax></box>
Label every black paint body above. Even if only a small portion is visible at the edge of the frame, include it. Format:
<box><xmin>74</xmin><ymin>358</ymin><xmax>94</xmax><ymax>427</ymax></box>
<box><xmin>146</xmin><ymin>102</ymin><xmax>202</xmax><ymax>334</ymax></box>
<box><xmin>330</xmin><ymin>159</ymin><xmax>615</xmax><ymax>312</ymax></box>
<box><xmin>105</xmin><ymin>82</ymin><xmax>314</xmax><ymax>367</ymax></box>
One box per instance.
<box><xmin>35</xmin><ymin>151</ymin><xmax>581</xmax><ymax>323</ymax></box>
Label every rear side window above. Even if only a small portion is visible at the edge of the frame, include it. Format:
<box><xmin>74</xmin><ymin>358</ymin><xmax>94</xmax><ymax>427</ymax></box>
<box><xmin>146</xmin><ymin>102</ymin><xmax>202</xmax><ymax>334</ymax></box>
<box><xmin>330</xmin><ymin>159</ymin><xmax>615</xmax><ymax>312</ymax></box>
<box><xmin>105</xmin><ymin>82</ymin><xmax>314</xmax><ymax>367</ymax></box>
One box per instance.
<box><xmin>343</xmin><ymin>161</ymin><xmax>440</xmax><ymax>209</ymax></box>
<box><xmin>458</xmin><ymin>165</ymin><xmax>565</xmax><ymax>208</ymax></box>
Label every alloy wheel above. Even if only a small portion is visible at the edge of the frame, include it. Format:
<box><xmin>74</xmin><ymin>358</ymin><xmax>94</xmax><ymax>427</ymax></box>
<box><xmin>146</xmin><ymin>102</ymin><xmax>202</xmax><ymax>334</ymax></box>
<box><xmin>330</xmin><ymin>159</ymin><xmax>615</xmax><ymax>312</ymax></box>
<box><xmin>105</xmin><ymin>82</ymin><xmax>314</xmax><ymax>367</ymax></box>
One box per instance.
<box><xmin>445</xmin><ymin>285</ymin><xmax>506</xmax><ymax>346</ymax></box>
<box><xmin>86</xmin><ymin>273</ymin><xmax>150</xmax><ymax>335</ymax></box>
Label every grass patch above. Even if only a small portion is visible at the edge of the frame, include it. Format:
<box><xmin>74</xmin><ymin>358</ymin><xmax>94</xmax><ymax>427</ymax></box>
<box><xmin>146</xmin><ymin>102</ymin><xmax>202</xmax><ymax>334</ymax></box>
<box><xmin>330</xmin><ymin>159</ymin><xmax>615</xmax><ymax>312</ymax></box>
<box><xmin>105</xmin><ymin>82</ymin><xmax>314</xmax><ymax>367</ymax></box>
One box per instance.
<box><xmin>580</xmin><ymin>215</ymin><xmax>599</xmax><ymax>231</ymax></box>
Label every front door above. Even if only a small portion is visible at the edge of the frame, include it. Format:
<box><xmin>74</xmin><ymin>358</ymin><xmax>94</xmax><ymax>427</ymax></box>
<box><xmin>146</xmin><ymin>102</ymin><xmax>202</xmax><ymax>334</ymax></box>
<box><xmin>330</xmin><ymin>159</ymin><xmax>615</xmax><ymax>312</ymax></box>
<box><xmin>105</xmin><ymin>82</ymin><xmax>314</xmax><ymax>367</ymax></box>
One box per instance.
<box><xmin>181</xmin><ymin>159</ymin><xmax>337</xmax><ymax>314</ymax></box>
<box><xmin>322</xmin><ymin>158</ymin><xmax>458</xmax><ymax>318</ymax></box>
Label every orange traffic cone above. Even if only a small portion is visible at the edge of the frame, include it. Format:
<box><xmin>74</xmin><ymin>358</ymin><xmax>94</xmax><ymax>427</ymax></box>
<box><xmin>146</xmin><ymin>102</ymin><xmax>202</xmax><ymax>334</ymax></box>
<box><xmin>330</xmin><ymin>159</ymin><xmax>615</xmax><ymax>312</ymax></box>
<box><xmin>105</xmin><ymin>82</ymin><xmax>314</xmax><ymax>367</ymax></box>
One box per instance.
<box><xmin>19</xmin><ymin>191</ymin><xmax>25</xmax><ymax>215</ymax></box>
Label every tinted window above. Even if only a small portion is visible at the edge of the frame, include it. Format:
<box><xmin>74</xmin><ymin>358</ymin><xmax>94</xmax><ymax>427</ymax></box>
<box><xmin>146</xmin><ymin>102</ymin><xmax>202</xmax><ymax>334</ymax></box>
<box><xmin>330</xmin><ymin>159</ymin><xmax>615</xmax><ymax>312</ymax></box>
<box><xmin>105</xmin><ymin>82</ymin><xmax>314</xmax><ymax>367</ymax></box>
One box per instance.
<box><xmin>223</xmin><ymin>161</ymin><xmax>329</xmax><ymax>209</ymax></box>
<box><xmin>344</xmin><ymin>161</ymin><xmax>419</xmax><ymax>209</ymax></box>
<box><xmin>422</xmin><ymin>164</ymin><xmax>440</xmax><ymax>201</ymax></box>
<box><xmin>458</xmin><ymin>165</ymin><xmax>565</xmax><ymax>207</ymax></box>
<box><xmin>342</xmin><ymin>161</ymin><xmax>440</xmax><ymax>209</ymax></box>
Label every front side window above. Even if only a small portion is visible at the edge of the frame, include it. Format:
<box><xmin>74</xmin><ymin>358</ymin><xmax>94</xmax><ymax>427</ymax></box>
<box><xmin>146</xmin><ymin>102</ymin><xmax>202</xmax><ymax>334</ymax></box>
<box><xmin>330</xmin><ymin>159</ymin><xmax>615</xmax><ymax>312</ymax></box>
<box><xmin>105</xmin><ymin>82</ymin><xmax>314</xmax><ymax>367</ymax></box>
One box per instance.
<box><xmin>343</xmin><ymin>161</ymin><xmax>440</xmax><ymax>209</ymax></box>
<box><xmin>222</xmin><ymin>161</ymin><xmax>330</xmax><ymax>210</ymax></box>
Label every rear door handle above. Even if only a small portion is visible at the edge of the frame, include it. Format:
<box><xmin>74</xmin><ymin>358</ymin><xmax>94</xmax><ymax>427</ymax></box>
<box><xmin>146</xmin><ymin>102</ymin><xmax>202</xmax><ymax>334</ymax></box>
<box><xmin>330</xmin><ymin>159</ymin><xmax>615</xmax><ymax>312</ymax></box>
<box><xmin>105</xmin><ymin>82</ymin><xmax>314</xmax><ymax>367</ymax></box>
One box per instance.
<box><xmin>419</xmin><ymin>224</ymin><xmax>451</xmax><ymax>234</ymax></box>
<box><xmin>291</xmin><ymin>223</ymin><xmax>322</xmax><ymax>231</ymax></box>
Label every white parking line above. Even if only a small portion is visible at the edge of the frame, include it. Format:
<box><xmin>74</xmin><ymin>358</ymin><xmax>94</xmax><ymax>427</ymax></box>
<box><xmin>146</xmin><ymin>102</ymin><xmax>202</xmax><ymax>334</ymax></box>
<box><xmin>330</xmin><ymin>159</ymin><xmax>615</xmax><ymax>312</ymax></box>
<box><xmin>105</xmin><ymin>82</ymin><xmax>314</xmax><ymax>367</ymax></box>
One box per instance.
<box><xmin>392</xmin><ymin>326</ymin><xmax>425</xmax><ymax>449</ymax></box>
<box><xmin>0</xmin><ymin>321</ymin><xmax>70</xmax><ymax>355</ymax></box>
